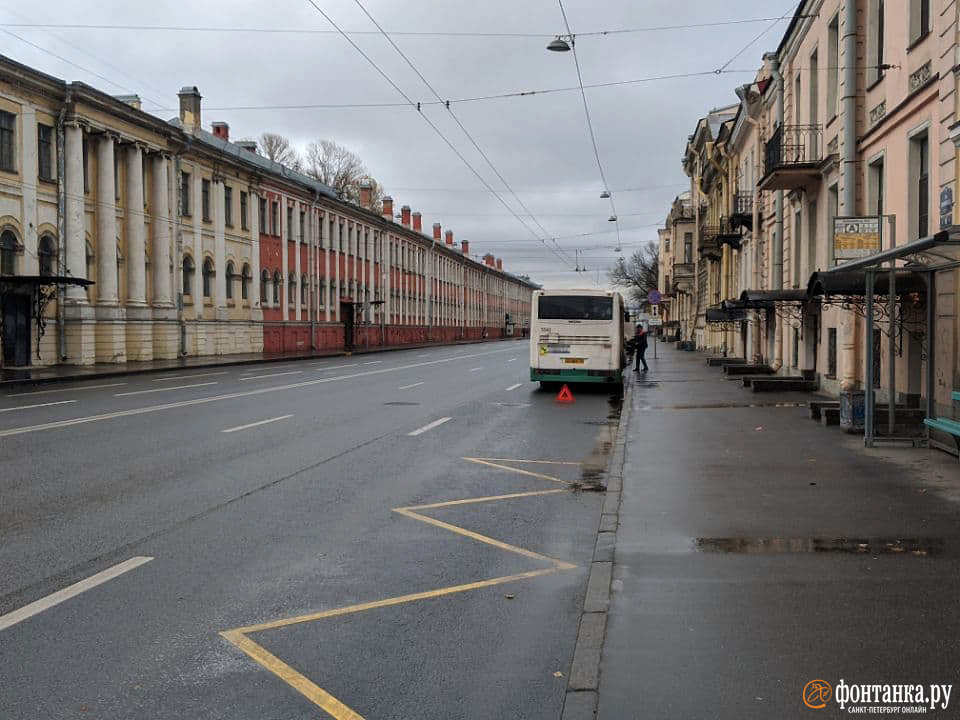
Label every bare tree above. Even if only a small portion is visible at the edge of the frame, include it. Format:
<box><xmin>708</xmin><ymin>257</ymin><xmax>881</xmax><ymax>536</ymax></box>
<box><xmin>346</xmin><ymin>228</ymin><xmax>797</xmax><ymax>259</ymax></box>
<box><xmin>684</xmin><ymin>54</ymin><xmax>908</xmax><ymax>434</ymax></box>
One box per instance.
<box><xmin>609</xmin><ymin>242</ymin><xmax>660</xmax><ymax>305</ymax></box>
<box><xmin>304</xmin><ymin>139</ymin><xmax>382</xmax><ymax>211</ymax></box>
<box><xmin>257</xmin><ymin>132</ymin><xmax>302</xmax><ymax>170</ymax></box>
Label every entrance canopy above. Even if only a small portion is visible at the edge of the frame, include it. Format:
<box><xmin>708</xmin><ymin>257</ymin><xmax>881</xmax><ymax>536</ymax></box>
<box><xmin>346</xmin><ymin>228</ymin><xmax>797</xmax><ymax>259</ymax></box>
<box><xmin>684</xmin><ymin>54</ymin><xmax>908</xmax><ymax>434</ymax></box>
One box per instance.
<box><xmin>807</xmin><ymin>270</ymin><xmax>926</xmax><ymax>297</ymax></box>
<box><xmin>0</xmin><ymin>275</ymin><xmax>94</xmax><ymax>291</ymax></box>
<box><xmin>738</xmin><ymin>288</ymin><xmax>808</xmax><ymax>307</ymax></box>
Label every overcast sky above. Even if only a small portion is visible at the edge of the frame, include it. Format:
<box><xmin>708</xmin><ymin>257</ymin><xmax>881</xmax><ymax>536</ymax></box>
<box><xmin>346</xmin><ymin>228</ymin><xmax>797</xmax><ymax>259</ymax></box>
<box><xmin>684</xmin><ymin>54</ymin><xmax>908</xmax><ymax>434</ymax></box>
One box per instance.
<box><xmin>2</xmin><ymin>0</ymin><xmax>793</xmax><ymax>288</ymax></box>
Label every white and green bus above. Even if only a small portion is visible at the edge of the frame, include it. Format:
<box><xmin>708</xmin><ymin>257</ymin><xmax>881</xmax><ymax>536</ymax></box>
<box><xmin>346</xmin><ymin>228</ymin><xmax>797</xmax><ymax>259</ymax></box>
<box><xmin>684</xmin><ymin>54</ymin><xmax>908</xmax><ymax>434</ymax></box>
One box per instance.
<box><xmin>529</xmin><ymin>289</ymin><xmax>627</xmax><ymax>386</ymax></box>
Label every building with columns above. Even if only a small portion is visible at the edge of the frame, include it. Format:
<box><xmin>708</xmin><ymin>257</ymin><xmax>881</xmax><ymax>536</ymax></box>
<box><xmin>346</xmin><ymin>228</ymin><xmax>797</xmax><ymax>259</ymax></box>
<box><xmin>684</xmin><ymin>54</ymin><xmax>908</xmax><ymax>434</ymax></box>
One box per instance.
<box><xmin>0</xmin><ymin>55</ymin><xmax>535</xmax><ymax>368</ymax></box>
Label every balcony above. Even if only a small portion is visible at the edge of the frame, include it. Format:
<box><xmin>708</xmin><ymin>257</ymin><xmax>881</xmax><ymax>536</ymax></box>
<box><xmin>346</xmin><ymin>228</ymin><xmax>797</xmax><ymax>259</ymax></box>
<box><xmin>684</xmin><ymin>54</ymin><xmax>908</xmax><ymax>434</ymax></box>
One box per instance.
<box><xmin>759</xmin><ymin>124</ymin><xmax>824</xmax><ymax>193</ymax></box>
<box><xmin>730</xmin><ymin>191</ymin><xmax>755</xmax><ymax>232</ymax></box>
<box><xmin>700</xmin><ymin>218</ymin><xmax>742</xmax><ymax>256</ymax></box>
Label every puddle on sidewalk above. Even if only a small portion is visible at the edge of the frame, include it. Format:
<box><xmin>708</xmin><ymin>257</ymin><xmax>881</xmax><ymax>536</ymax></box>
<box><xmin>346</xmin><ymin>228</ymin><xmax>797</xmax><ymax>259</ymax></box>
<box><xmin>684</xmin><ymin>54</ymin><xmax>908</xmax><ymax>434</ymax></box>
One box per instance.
<box><xmin>694</xmin><ymin>537</ymin><xmax>945</xmax><ymax>557</ymax></box>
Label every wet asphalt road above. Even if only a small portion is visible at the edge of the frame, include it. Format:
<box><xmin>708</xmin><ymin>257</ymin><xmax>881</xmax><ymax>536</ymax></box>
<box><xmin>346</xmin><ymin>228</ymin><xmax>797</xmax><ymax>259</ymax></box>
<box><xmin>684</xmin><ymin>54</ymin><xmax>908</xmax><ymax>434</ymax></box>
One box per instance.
<box><xmin>0</xmin><ymin>340</ymin><xmax>617</xmax><ymax>720</ymax></box>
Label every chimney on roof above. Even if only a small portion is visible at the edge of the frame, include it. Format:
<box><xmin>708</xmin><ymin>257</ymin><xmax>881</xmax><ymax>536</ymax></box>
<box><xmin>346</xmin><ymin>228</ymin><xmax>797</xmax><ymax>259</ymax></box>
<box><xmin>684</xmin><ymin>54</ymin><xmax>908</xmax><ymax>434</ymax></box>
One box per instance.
<box><xmin>114</xmin><ymin>94</ymin><xmax>142</xmax><ymax>111</ymax></box>
<box><xmin>211</xmin><ymin>121</ymin><xmax>229</xmax><ymax>141</ymax></box>
<box><xmin>359</xmin><ymin>178</ymin><xmax>372</xmax><ymax>210</ymax></box>
<box><xmin>236</xmin><ymin>140</ymin><xmax>258</xmax><ymax>154</ymax></box>
<box><xmin>461</xmin><ymin>240</ymin><xmax>469</xmax><ymax>255</ymax></box>
<box><xmin>445</xmin><ymin>230</ymin><xmax>454</xmax><ymax>246</ymax></box>
<box><xmin>382</xmin><ymin>196</ymin><xmax>394</xmax><ymax>221</ymax></box>
<box><xmin>401</xmin><ymin>205</ymin><xmax>411</xmax><ymax>228</ymax></box>
<box><xmin>484</xmin><ymin>253</ymin><xmax>496</xmax><ymax>267</ymax></box>
<box><xmin>432</xmin><ymin>223</ymin><xmax>442</xmax><ymax>242</ymax></box>
<box><xmin>496</xmin><ymin>258</ymin><xmax>503</xmax><ymax>271</ymax></box>
<box><xmin>178</xmin><ymin>86</ymin><xmax>202</xmax><ymax>130</ymax></box>
<box><xmin>412</xmin><ymin>212</ymin><xmax>422</xmax><ymax>233</ymax></box>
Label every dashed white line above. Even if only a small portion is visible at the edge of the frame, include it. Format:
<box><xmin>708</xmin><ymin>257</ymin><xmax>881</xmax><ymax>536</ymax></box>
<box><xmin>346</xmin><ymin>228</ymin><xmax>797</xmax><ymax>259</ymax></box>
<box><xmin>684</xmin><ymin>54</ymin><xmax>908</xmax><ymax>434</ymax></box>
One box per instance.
<box><xmin>505</xmin><ymin>383</ymin><xmax>522</xmax><ymax>391</ymax></box>
<box><xmin>0</xmin><ymin>346</ymin><xmax>514</xmax><ymax>439</ymax></box>
<box><xmin>239</xmin><ymin>371</ymin><xmax>303</xmax><ymax>381</ymax></box>
<box><xmin>115</xmin><ymin>382</ymin><xmax>218</xmax><ymax>397</ymax></box>
<box><xmin>222</xmin><ymin>414</ymin><xmax>293</xmax><ymax>433</ymax></box>
<box><xmin>0</xmin><ymin>556</ymin><xmax>153</xmax><ymax>633</ymax></box>
<box><xmin>398</xmin><ymin>382</ymin><xmax>425</xmax><ymax>390</ymax></box>
<box><xmin>151</xmin><ymin>371</ymin><xmax>229</xmax><ymax>382</ymax></box>
<box><xmin>312</xmin><ymin>363</ymin><xmax>354</xmax><ymax>371</ymax></box>
<box><xmin>362</xmin><ymin>360</ymin><xmax>382</xmax><ymax>365</ymax></box>
<box><xmin>0</xmin><ymin>399</ymin><xmax>76</xmax><ymax>413</ymax></box>
<box><xmin>408</xmin><ymin>417</ymin><xmax>452</xmax><ymax>436</ymax></box>
<box><xmin>469</xmin><ymin>367</ymin><xmax>482</xmax><ymax>372</ymax></box>
<box><xmin>6</xmin><ymin>383</ymin><xmax>126</xmax><ymax>397</ymax></box>
<box><xmin>507</xmin><ymin>358</ymin><xmax>518</xmax><ymax>363</ymax></box>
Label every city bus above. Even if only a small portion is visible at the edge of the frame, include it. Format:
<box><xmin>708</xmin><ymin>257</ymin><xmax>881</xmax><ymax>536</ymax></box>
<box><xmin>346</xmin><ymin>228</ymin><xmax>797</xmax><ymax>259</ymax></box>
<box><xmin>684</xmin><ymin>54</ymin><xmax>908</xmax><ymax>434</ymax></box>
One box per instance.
<box><xmin>529</xmin><ymin>289</ymin><xmax>627</xmax><ymax>386</ymax></box>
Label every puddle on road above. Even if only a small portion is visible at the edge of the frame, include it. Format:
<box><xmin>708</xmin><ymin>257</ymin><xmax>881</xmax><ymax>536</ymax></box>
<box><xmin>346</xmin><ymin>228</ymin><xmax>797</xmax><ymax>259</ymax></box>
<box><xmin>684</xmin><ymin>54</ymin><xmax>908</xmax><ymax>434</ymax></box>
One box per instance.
<box><xmin>694</xmin><ymin>537</ymin><xmax>944</xmax><ymax>557</ymax></box>
<box><xmin>573</xmin><ymin>392</ymin><xmax>622</xmax><ymax>492</ymax></box>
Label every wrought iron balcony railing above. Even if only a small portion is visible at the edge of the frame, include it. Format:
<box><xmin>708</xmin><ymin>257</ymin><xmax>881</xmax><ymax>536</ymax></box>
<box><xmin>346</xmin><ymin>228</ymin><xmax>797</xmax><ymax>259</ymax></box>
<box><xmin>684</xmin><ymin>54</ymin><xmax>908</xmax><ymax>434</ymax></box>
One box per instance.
<box><xmin>764</xmin><ymin>124</ymin><xmax>822</xmax><ymax>174</ymax></box>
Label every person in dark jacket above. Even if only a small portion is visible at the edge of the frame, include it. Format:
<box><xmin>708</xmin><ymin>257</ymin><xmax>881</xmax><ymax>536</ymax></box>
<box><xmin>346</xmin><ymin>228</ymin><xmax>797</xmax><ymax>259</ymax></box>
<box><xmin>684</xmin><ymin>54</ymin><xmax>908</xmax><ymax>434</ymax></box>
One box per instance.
<box><xmin>629</xmin><ymin>324</ymin><xmax>649</xmax><ymax>372</ymax></box>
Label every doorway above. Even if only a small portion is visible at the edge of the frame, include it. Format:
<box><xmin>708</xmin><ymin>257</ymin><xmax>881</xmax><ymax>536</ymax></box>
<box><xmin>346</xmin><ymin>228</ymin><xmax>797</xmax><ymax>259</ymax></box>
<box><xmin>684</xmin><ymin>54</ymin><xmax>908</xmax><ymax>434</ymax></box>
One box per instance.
<box><xmin>2</xmin><ymin>293</ymin><xmax>31</xmax><ymax>366</ymax></box>
<box><xmin>340</xmin><ymin>301</ymin><xmax>355</xmax><ymax>351</ymax></box>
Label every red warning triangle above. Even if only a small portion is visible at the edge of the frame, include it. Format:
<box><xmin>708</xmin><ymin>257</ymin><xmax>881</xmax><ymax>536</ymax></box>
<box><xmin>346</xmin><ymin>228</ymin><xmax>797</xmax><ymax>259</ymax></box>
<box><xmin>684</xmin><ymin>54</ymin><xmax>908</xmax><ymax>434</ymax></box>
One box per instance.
<box><xmin>556</xmin><ymin>384</ymin><xmax>575</xmax><ymax>403</ymax></box>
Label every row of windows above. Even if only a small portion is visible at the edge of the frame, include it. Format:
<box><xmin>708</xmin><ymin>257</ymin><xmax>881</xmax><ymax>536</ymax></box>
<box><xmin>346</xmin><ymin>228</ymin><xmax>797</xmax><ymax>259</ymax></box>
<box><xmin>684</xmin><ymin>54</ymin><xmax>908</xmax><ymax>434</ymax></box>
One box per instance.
<box><xmin>1</xmin><ymin>230</ymin><xmax>57</xmax><ymax>276</ymax></box>
<box><xmin>179</xmin><ymin>172</ymin><xmax>251</xmax><ymax>230</ymax></box>
<box><xmin>0</xmin><ymin>111</ymin><xmax>55</xmax><ymax>180</ymax></box>
<box><xmin>181</xmin><ymin>256</ymin><xmax>253</xmax><ymax>301</ymax></box>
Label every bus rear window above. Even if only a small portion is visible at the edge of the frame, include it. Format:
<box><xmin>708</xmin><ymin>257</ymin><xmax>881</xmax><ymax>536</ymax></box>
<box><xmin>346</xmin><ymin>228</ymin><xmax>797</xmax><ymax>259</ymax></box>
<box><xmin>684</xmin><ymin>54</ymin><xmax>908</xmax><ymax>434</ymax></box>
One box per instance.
<box><xmin>538</xmin><ymin>296</ymin><xmax>613</xmax><ymax>320</ymax></box>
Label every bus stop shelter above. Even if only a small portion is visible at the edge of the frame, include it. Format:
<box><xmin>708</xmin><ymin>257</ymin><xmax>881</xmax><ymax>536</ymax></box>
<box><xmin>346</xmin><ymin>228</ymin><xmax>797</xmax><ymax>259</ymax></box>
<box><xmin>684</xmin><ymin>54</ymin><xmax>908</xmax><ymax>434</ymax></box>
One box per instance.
<box><xmin>810</xmin><ymin>229</ymin><xmax>960</xmax><ymax>447</ymax></box>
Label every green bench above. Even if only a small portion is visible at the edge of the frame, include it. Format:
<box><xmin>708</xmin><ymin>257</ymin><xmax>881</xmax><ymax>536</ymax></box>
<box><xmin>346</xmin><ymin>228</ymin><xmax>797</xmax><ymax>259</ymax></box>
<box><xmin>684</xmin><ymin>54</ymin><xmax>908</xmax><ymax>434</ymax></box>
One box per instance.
<box><xmin>924</xmin><ymin>391</ymin><xmax>960</xmax><ymax>454</ymax></box>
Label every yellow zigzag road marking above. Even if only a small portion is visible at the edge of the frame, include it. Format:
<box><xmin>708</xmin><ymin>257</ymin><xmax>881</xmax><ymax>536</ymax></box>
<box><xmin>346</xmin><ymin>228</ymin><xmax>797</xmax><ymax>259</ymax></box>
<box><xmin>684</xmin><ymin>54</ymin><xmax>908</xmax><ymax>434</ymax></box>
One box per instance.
<box><xmin>220</xmin><ymin>457</ymin><xmax>580</xmax><ymax>719</ymax></box>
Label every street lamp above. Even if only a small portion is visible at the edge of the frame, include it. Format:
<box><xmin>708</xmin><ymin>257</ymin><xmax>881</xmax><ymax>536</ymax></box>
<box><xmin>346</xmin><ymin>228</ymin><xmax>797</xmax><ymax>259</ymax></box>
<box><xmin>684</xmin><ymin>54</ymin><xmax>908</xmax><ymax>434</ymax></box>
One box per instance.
<box><xmin>608</xmin><ymin>215</ymin><xmax>618</xmax><ymax>222</ymax></box>
<box><xmin>547</xmin><ymin>35</ymin><xmax>573</xmax><ymax>52</ymax></box>
<box><xmin>600</xmin><ymin>190</ymin><xmax>611</xmax><ymax>199</ymax></box>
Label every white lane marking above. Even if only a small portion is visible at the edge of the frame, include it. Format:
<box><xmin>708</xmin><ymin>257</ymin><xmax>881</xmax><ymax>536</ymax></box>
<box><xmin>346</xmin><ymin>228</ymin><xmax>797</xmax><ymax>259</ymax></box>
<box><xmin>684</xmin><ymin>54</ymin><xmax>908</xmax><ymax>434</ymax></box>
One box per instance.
<box><xmin>408</xmin><ymin>417</ymin><xmax>452</xmax><ymax>436</ymax></box>
<box><xmin>398</xmin><ymin>382</ymin><xmax>425</xmax><ymax>390</ymax></box>
<box><xmin>507</xmin><ymin>358</ymin><xmax>518</xmax><ymax>363</ymax></box>
<box><xmin>416</xmin><ymin>353</ymin><xmax>430</xmax><ymax>357</ymax></box>
<box><xmin>469</xmin><ymin>367</ymin><xmax>482</xmax><ymax>372</ymax></box>
<box><xmin>362</xmin><ymin>361</ymin><xmax>382</xmax><ymax>365</ymax></box>
<box><xmin>152</xmin><ymin>371</ymin><xmax>229</xmax><ymax>382</ymax></box>
<box><xmin>312</xmin><ymin>363</ymin><xmax>354</xmax><ymax>371</ymax></box>
<box><xmin>239</xmin><ymin>371</ymin><xmax>303</xmax><ymax>381</ymax></box>
<box><xmin>6</xmin><ymin>383</ymin><xmax>126</xmax><ymax>397</ymax></box>
<box><xmin>0</xmin><ymin>346</ymin><xmax>515</xmax><ymax>439</ymax></box>
<box><xmin>114</xmin><ymin>382</ymin><xmax>218</xmax><ymax>397</ymax></box>
<box><xmin>0</xmin><ymin>399</ymin><xmax>76</xmax><ymax>413</ymax></box>
<box><xmin>505</xmin><ymin>383</ymin><xmax>522</xmax><ymax>391</ymax></box>
<box><xmin>0</xmin><ymin>556</ymin><xmax>153</xmax><ymax>633</ymax></box>
<box><xmin>222</xmin><ymin>414</ymin><xmax>293</xmax><ymax>434</ymax></box>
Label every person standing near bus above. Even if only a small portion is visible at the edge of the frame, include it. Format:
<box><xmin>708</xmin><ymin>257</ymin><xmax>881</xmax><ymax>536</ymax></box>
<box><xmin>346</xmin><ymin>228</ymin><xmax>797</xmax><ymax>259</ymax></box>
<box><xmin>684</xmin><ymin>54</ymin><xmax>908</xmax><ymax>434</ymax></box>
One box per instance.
<box><xmin>631</xmin><ymin>325</ymin><xmax>649</xmax><ymax>372</ymax></box>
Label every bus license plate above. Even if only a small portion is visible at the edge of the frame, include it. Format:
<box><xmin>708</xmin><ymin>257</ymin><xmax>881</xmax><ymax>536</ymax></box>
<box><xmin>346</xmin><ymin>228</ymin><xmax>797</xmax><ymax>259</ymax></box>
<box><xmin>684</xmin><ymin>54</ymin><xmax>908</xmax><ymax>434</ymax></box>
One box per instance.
<box><xmin>564</xmin><ymin>358</ymin><xmax>585</xmax><ymax>365</ymax></box>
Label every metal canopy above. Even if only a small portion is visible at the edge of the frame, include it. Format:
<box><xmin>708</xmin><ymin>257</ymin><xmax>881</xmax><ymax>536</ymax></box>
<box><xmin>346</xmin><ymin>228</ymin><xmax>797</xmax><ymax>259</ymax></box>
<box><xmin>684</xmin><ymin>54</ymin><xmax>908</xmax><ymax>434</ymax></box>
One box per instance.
<box><xmin>821</xmin><ymin>229</ymin><xmax>960</xmax><ymax>273</ymax></box>
<box><xmin>739</xmin><ymin>288</ymin><xmax>808</xmax><ymax>306</ymax></box>
<box><xmin>0</xmin><ymin>275</ymin><xmax>94</xmax><ymax>288</ymax></box>
<box><xmin>706</xmin><ymin>305</ymin><xmax>747</xmax><ymax>323</ymax></box>
<box><xmin>807</xmin><ymin>270</ymin><xmax>925</xmax><ymax>297</ymax></box>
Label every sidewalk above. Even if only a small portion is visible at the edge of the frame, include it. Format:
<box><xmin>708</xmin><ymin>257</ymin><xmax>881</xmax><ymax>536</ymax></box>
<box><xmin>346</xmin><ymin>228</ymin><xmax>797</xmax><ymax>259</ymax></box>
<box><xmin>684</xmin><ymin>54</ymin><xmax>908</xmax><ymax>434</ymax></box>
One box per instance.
<box><xmin>568</xmin><ymin>343</ymin><xmax>960</xmax><ymax>719</ymax></box>
<box><xmin>0</xmin><ymin>336</ymin><xmax>519</xmax><ymax>387</ymax></box>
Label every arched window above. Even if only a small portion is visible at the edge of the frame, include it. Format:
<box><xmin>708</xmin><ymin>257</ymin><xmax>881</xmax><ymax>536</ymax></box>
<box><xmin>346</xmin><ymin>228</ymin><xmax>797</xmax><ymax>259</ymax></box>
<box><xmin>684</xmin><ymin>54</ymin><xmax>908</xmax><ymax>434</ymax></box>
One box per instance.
<box><xmin>202</xmin><ymin>257</ymin><xmax>214</xmax><ymax>298</ymax></box>
<box><xmin>288</xmin><ymin>272</ymin><xmax>296</xmax><ymax>304</ymax></box>
<box><xmin>272</xmin><ymin>270</ymin><xmax>281</xmax><ymax>305</ymax></box>
<box><xmin>182</xmin><ymin>255</ymin><xmax>195</xmax><ymax>296</ymax></box>
<box><xmin>1</xmin><ymin>230</ymin><xmax>19</xmax><ymax>275</ymax></box>
<box><xmin>241</xmin><ymin>263</ymin><xmax>252</xmax><ymax>301</ymax></box>
<box><xmin>38</xmin><ymin>235</ymin><xmax>56</xmax><ymax>276</ymax></box>
<box><xmin>225</xmin><ymin>260</ymin><xmax>235</xmax><ymax>300</ymax></box>
<box><xmin>260</xmin><ymin>269</ymin><xmax>269</xmax><ymax>305</ymax></box>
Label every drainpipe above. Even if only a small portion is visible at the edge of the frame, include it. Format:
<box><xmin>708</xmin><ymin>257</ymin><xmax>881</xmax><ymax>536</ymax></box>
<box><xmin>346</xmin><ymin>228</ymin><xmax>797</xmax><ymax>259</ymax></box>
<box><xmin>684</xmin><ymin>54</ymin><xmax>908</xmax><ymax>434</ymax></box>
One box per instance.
<box><xmin>55</xmin><ymin>89</ymin><xmax>72</xmax><ymax>361</ymax></box>
<box><xmin>766</xmin><ymin>51</ymin><xmax>785</xmax><ymax>371</ymax></box>
<box><xmin>174</xmin><ymin>147</ymin><xmax>186</xmax><ymax>357</ymax></box>
<box><xmin>840</xmin><ymin>0</ymin><xmax>860</xmax><ymax>390</ymax></box>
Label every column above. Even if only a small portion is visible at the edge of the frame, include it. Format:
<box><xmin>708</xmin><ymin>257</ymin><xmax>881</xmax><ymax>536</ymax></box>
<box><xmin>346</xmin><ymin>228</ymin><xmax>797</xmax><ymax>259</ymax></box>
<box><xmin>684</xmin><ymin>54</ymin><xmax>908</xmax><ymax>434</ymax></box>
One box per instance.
<box><xmin>124</xmin><ymin>143</ymin><xmax>152</xmax><ymax>360</ymax></box>
<box><xmin>151</xmin><ymin>154</ymin><xmax>172</xmax><ymax>306</ymax></box>
<box><xmin>250</xmin><ymin>190</ymin><xmax>261</xmax><ymax>310</ymax></box>
<box><xmin>214</xmin><ymin>179</ymin><xmax>226</xmax><ymax>309</ymax></box>
<box><xmin>334</xmin><ymin>219</ymin><xmax>341</xmax><ymax>322</ymax></box>
<box><xmin>95</xmin><ymin>134</ymin><xmax>119</xmax><ymax>304</ymax></box>
<box><xmin>322</xmin><ymin>211</ymin><xmax>331</xmax><ymax>322</ymax></box>
<box><xmin>281</xmin><ymin>198</ymin><xmax>289</xmax><ymax>322</ymax></box>
<box><xmin>293</xmin><ymin>204</ymin><xmax>301</xmax><ymax>321</ymax></box>
<box><xmin>62</xmin><ymin>122</ymin><xmax>96</xmax><ymax>364</ymax></box>
<box><xmin>125</xmin><ymin>145</ymin><xmax>147</xmax><ymax>305</ymax></box>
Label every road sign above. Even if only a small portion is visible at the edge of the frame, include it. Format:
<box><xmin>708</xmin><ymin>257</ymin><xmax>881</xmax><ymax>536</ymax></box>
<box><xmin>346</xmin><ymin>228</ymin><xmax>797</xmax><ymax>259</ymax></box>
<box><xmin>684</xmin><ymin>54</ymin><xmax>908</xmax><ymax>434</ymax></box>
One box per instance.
<box><xmin>650</xmin><ymin>304</ymin><xmax>660</xmax><ymax>317</ymax></box>
<box><xmin>648</xmin><ymin>289</ymin><xmax>662</xmax><ymax>305</ymax></box>
<box><xmin>648</xmin><ymin>317</ymin><xmax>663</xmax><ymax>327</ymax></box>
